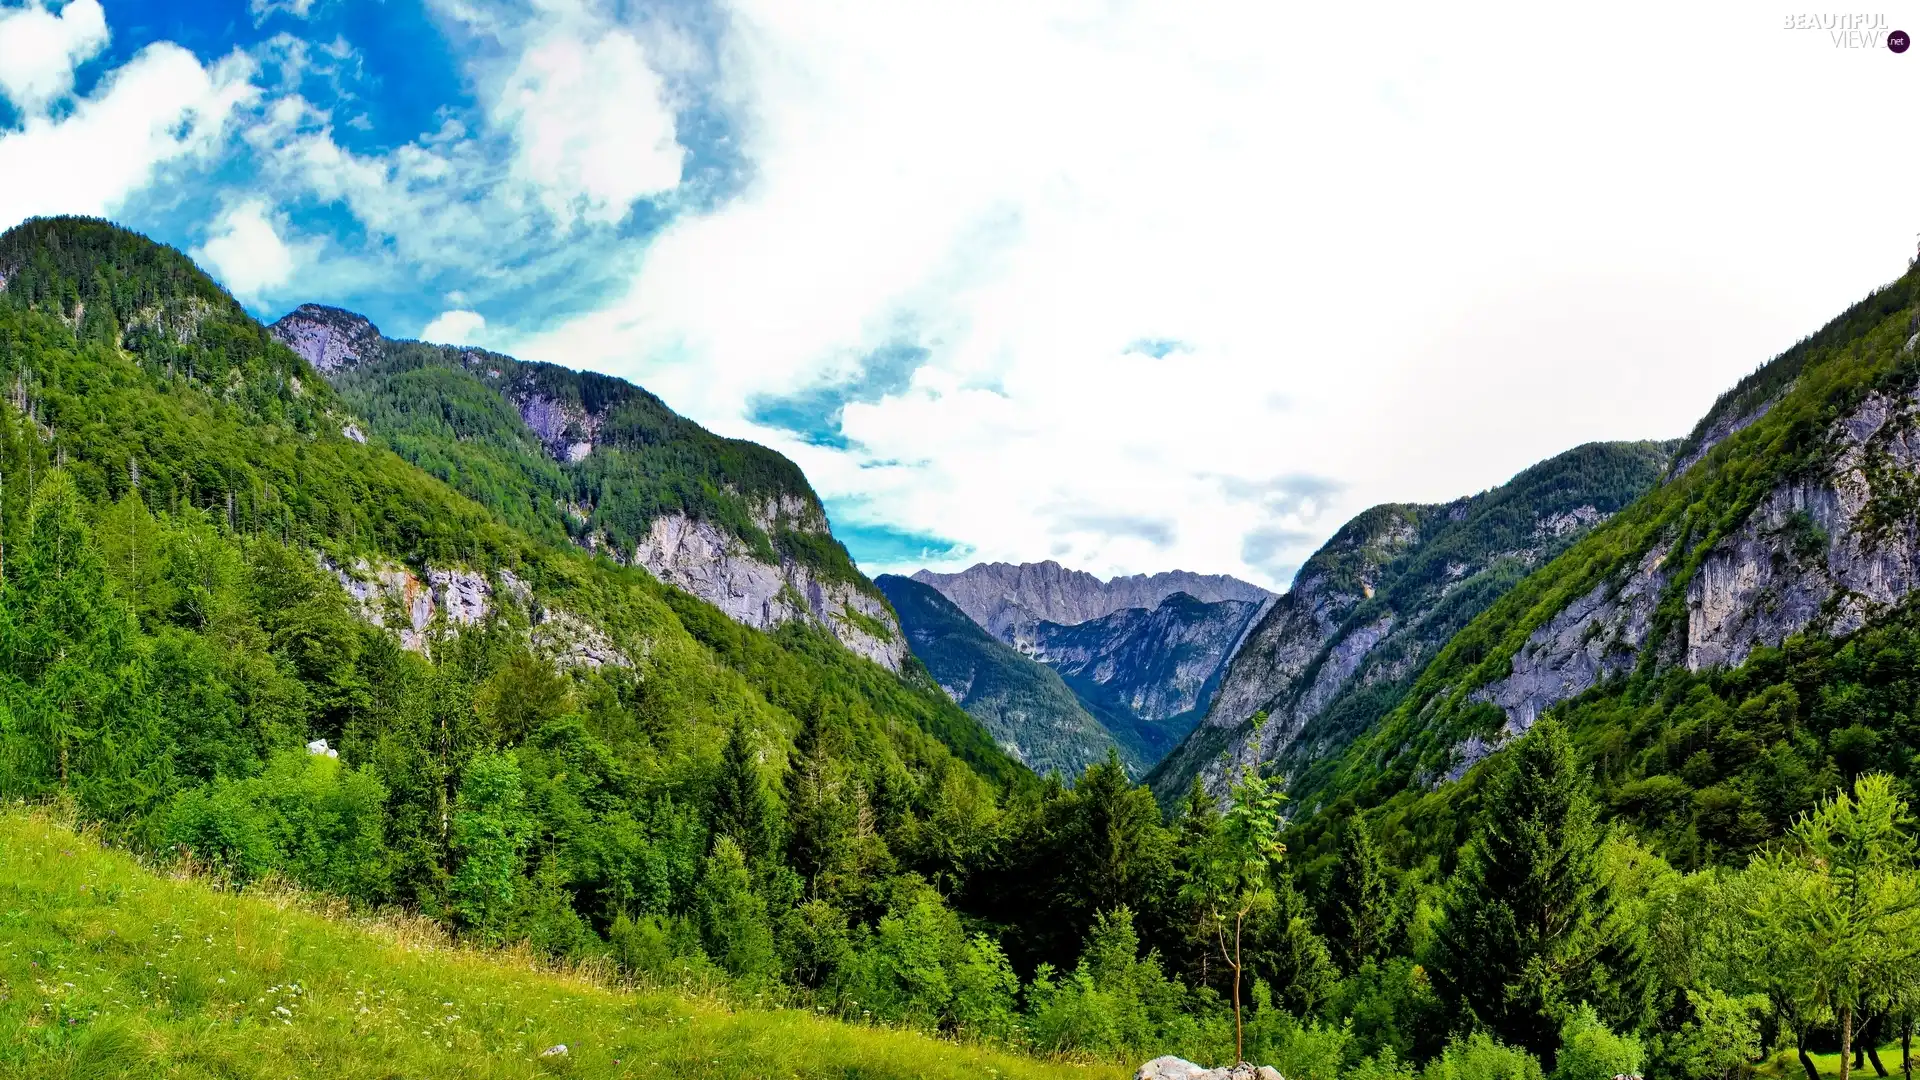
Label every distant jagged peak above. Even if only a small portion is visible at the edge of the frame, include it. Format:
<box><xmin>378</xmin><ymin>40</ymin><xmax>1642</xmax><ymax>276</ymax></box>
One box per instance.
<box><xmin>272</xmin><ymin>304</ymin><xmax>386</xmax><ymax>375</ymax></box>
<box><xmin>912</xmin><ymin>559</ymin><xmax>1273</xmax><ymax>640</ymax></box>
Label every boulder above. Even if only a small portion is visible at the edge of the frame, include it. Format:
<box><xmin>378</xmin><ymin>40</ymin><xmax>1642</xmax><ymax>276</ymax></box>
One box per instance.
<box><xmin>1134</xmin><ymin>1058</ymin><xmax>1286</xmax><ymax>1080</ymax></box>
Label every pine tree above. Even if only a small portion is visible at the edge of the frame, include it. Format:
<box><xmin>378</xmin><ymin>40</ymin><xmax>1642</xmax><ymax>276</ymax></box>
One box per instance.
<box><xmin>1432</xmin><ymin>718</ymin><xmax>1616</xmax><ymax>1065</ymax></box>
<box><xmin>1327</xmin><ymin>821</ymin><xmax>1395</xmax><ymax>970</ymax></box>
<box><xmin>711</xmin><ymin>718</ymin><xmax>778</xmax><ymax>867</ymax></box>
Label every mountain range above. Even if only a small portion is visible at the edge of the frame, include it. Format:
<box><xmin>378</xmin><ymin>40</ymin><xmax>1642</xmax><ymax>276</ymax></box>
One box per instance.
<box><xmin>892</xmin><ymin>561</ymin><xmax>1270</xmax><ymax>776</ymax></box>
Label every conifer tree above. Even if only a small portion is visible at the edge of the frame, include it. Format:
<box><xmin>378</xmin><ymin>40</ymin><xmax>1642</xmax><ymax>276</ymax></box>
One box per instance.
<box><xmin>1328</xmin><ymin>821</ymin><xmax>1395</xmax><ymax>970</ymax></box>
<box><xmin>711</xmin><ymin>718</ymin><xmax>778</xmax><ymax>867</ymax></box>
<box><xmin>1432</xmin><ymin>718</ymin><xmax>1616</xmax><ymax>1065</ymax></box>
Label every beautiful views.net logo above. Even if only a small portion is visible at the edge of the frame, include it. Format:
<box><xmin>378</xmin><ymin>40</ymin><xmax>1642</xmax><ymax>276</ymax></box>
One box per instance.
<box><xmin>1782</xmin><ymin>12</ymin><xmax>1911</xmax><ymax>49</ymax></box>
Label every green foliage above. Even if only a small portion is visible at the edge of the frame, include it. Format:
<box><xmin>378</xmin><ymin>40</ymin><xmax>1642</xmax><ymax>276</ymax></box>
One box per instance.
<box><xmin>1653</xmin><ymin>987</ymin><xmax>1768</xmax><ymax>1080</ymax></box>
<box><xmin>449</xmin><ymin>750</ymin><xmax>531</xmax><ymax>941</ymax></box>
<box><xmin>1551</xmin><ymin>1005</ymin><xmax>1645</xmax><ymax>1080</ymax></box>
<box><xmin>1423</xmin><ymin>1032</ymin><xmax>1547</xmax><ymax>1080</ymax></box>
<box><xmin>1327</xmin><ymin>822</ymin><xmax>1396</xmax><ymax>970</ymax></box>
<box><xmin>1743</xmin><ymin>774</ymin><xmax>1920</xmax><ymax>1079</ymax></box>
<box><xmin>0</xmin><ymin>810</ymin><xmax>1113</xmax><ymax>1080</ymax></box>
<box><xmin>163</xmin><ymin>749</ymin><xmax>389</xmax><ymax>901</ymax></box>
<box><xmin>1431</xmin><ymin>720</ymin><xmax>1629</xmax><ymax>1064</ymax></box>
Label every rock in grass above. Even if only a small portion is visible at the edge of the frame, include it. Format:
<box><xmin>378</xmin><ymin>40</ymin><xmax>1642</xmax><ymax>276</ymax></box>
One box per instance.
<box><xmin>1134</xmin><ymin>1059</ymin><xmax>1286</xmax><ymax>1080</ymax></box>
<box><xmin>540</xmin><ymin>1044</ymin><xmax>568</xmax><ymax>1057</ymax></box>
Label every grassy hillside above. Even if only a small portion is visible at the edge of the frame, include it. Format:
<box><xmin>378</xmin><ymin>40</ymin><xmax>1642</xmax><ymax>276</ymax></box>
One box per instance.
<box><xmin>877</xmin><ymin>574</ymin><xmax>1129</xmax><ymax>778</ymax></box>
<box><xmin>0</xmin><ymin>809</ymin><xmax>1114</xmax><ymax>1080</ymax></box>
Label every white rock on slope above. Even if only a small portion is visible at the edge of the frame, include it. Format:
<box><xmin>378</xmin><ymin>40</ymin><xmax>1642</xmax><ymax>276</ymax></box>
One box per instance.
<box><xmin>631</xmin><ymin>511</ymin><xmax>906</xmax><ymax>671</ymax></box>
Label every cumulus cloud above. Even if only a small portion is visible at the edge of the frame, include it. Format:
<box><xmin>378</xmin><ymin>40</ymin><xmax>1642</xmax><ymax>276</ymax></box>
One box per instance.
<box><xmin>0</xmin><ymin>25</ymin><xmax>256</xmax><ymax>230</ymax></box>
<box><xmin>421</xmin><ymin>309</ymin><xmax>486</xmax><ymax>345</ymax></box>
<box><xmin>499</xmin><ymin>0</ymin><xmax>1920</xmax><ymax>588</ymax></box>
<box><xmin>0</xmin><ymin>0</ymin><xmax>108</xmax><ymax>112</ymax></box>
<box><xmin>492</xmin><ymin>26</ymin><xmax>684</xmax><ymax>224</ymax></box>
<box><xmin>195</xmin><ymin>198</ymin><xmax>300</xmax><ymax>300</ymax></box>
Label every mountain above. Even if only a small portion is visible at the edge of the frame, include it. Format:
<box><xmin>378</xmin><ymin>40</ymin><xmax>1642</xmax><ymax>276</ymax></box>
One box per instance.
<box><xmin>909</xmin><ymin>561</ymin><xmax>1273</xmax><ymax>771</ymax></box>
<box><xmin>1148</xmin><ymin>439</ymin><xmax>1677</xmax><ymax>803</ymax></box>
<box><xmin>1281</xmin><ymin>263</ymin><xmax>1920</xmax><ymax>873</ymax></box>
<box><xmin>270</xmin><ymin>303</ymin><xmax>905</xmax><ymax>670</ymax></box>
<box><xmin>911</xmin><ymin>560</ymin><xmax>1272</xmax><ymax>641</ymax></box>
<box><xmin>876</xmin><ymin>574</ymin><xmax>1128</xmax><ymax>777</ymax></box>
<box><xmin>1019</xmin><ymin>591</ymin><xmax>1267</xmax><ymax>764</ymax></box>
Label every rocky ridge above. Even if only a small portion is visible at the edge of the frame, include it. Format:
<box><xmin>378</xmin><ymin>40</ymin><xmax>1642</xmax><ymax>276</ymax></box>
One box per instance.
<box><xmin>271</xmin><ymin>305</ymin><xmax>906</xmax><ymax>671</ymax></box>
<box><xmin>1446</xmin><ymin>378</ymin><xmax>1920</xmax><ymax>776</ymax></box>
<box><xmin>877</xmin><ymin>574</ymin><xmax>1123</xmax><ymax>777</ymax></box>
<box><xmin>913</xmin><ymin>560</ymin><xmax>1272</xmax><ymax>642</ymax></box>
<box><xmin>1149</xmin><ymin>441</ymin><xmax>1677</xmax><ymax>802</ymax></box>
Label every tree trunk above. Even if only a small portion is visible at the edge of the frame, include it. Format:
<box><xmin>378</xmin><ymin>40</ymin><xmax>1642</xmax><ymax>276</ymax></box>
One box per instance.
<box><xmin>1901</xmin><ymin>1018</ymin><xmax>1913</xmax><ymax>1080</ymax></box>
<box><xmin>1870</xmin><ymin>1047</ymin><xmax>1890</xmax><ymax>1078</ymax></box>
<box><xmin>1844</xmin><ymin>1007</ymin><xmax>1856</xmax><ymax>1080</ymax></box>
<box><xmin>1805</xmin><ymin>1034</ymin><xmax>1827</xmax><ymax>1080</ymax></box>
<box><xmin>1233</xmin><ymin>910</ymin><xmax>1245</xmax><ymax>1065</ymax></box>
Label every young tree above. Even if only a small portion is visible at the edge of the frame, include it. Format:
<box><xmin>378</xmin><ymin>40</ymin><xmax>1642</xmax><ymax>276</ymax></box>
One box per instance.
<box><xmin>1182</xmin><ymin>765</ymin><xmax>1288</xmax><ymax>1064</ymax></box>
<box><xmin>710</xmin><ymin>718</ymin><xmax>778</xmax><ymax>867</ymax></box>
<box><xmin>1328</xmin><ymin>821</ymin><xmax>1395</xmax><ymax>970</ymax></box>
<box><xmin>449</xmin><ymin>750</ymin><xmax>530</xmax><ymax>941</ymax></box>
<box><xmin>1746</xmin><ymin>773</ymin><xmax>1920</xmax><ymax>1080</ymax></box>
<box><xmin>1431</xmin><ymin>718</ymin><xmax>1620</xmax><ymax>1065</ymax></box>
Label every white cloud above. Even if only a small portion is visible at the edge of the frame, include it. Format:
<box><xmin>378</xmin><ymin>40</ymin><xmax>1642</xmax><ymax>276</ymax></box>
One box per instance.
<box><xmin>195</xmin><ymin>198</ymin><xmax>300</xmax><ymax>300</ymax></box>
<box><xmin>493</xmin><ymin>26</ymin><xmax>684</xmax><ymax>224</ymax></box>
<box><xmin>250</xmin><ymin>0</ymin><xmax>318</xmax><ymax>21</ymax></box>
<box><xmin>421</xmin><ymin>309</ymin><xmax>485</xmax><ymax>345</ymax></box>
<box><xmin>0</xmin><ymin>35</ymin><xmax>256</xmax><ymax>230</ymax></box>
<box><xmin>506</xmin><ymin>0</ymin><xmax>1920</xmax><ymax>588</ymax></box>
<box><xmin>0</xmin><ymin>0</ymin><xmax>108</xmax><ymax>112</ymax></box>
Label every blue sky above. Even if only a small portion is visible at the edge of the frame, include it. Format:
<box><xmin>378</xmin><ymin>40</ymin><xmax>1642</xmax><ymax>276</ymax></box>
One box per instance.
<box><xmin>3</xmin><ymin>0</ymin><xmax>1919</xmax><ymax>588</ymax></box>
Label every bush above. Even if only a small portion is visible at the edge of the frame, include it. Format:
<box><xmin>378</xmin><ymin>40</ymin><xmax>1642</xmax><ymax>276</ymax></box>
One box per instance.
<box><xmin>1423</xmin><ymin>1032</ymin><xmax>1545</xmax><ymax>1080</ymax></box>
<box><xmin>1552</xmin><ymin>1005</ymin><xmax>1644</xmax><ymax>1080</ymax></box>
<box><xmin>163</xmin><ymin>749</ymin><xmax>389</xmax><ymax>901</ymax></box>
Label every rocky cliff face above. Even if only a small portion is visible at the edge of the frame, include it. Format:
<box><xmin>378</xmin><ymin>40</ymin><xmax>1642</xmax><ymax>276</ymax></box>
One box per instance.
<box><xmin>878</xmin><ymin>574</ymin><xmax>1124</xmax><ymax>778</ymax></box>
<box><xmin>1022</xmin><ymin>592</ymin><xmax>1264</xmax><ymax>725</ymax></box>
<box><xmin>634</xmin><ymin>501</ymin><xmax>906</xmax><ymax>670</ymax></box>
<box><xmin>913</xmin><ymin>561</ymin><xmax>1272</xmax><ymax>641</ymax></box>
<box><xmin>274</xmin><ymin>304</ymin><xmax>382</xmax><ymax>374</ymax></box>
<box><xmin>1149</xmin><ymin>441</ymin><xmax>1676</xmax><ymax>801</ymax></box>
<box><xmin>1459</xmin><ymin>379</ymin><xmax>1920</xmax><ymax>758</ymax></box>
<box><xmin>325</xmin><ymin>561</ymin><xmax>631</xmax><ymax>669</ymax></box>
<box><xmin>272</xmin><ymin>305</ymin><xmax>907</xmax><ymax>671</ymax></box>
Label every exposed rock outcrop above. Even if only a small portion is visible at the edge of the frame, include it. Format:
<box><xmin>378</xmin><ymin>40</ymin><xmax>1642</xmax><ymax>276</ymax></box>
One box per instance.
<box><xmin>324</xmin><ymin>558</ymin><xmax>631</xmax><ymax>668</ymax></box>
<box><xmin>272</xmin><ymin>305</ymin><xmax>908</xmax><ymax>672</ymax></box>
<box><xmin>633</xmin><ymin>509</ymin><xmax>905</xmax><ymax>671</ymax></box>
<box><xmin>1150</xmin><ymin>441</ymin><xmax>1677</xmax><ymax>802</ymax></box>
<box><xmin>914</xmin><ymin>561</ymin><xmax>1273</xmax><ymax>642</ymax></box>
<box><xmin>1020</xmin><ymin>593</ymin><xmax>1265</xmax><ymax>724</ymax></box>
<box><xmin>1459</xmin><ymin>381</ymin><xmax>1920</xmax><ymax>744</ymax></box>
<box><xmin>274</xmin><ymin>304</ymin><xmax>382</xmax><ymax>374</ymax></box>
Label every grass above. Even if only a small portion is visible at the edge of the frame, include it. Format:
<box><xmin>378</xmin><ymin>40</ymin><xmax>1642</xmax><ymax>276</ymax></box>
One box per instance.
<box><xmin>1755</xmin><ymin>1045</ymin><xmax>1915</xmax><ymax>1080</ymax></box>
<box><xmin>0</xmin><ymin>809</ymin><xmax>1122</xmax><ymax>1080</ymax></box>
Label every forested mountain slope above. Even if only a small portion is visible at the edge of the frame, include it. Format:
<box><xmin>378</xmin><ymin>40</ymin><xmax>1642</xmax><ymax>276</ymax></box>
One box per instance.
<box><xmin>0</xmin><ymin>216</ymin><xmax>1032</xmax><ymax>949</ymax></box>
<box><xmin>877</xmin><ymin>574</ymin><xmax>1129</xmax><ymax>778</ymax></box>
<box><xmin>1287</xmin><ymin>263</ymin><xmax>1920</xmax><ymax>875</ymax></box>
<box><xmin>271</xmin><ymin>303</ymin><xmax>904</xmax><ymax>669</ymax></box>
<box><xmin>1150</xmin><ymin>440</ymin><xmax>1676</xmax><ymax>803</ymax></box>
